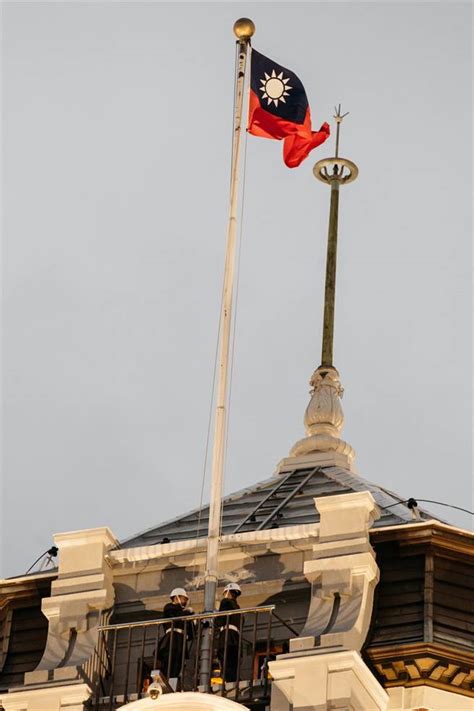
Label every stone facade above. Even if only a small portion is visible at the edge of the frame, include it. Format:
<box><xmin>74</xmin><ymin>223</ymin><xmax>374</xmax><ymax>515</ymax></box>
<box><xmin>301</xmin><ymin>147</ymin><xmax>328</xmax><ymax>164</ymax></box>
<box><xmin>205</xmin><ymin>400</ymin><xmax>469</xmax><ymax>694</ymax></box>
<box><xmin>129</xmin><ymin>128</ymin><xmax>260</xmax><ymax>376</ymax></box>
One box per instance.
<box><xmin>1</xmin><ymin>493</ymin><xmax>472</xmax><ymax>711</ymax></box>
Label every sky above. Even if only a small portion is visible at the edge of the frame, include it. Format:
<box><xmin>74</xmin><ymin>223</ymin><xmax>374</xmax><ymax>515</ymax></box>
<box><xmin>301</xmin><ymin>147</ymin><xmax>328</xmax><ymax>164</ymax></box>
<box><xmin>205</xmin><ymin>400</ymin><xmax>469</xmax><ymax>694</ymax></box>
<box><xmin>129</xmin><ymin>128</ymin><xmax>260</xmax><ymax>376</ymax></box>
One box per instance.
<box><xmin>1</xmin><ymin>2</ymin><xmax>472</xmax><ymax>578</ymax></box>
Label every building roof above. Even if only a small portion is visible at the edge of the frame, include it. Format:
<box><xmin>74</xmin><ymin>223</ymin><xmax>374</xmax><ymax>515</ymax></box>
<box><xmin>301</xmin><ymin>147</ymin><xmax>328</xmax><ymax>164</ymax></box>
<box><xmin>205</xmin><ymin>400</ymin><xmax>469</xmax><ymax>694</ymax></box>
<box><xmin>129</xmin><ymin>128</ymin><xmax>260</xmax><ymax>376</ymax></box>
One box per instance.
<box><xmin>121</xmin><ymin>465</ymin><xmax>438</xmax><ymax>549</ymax></box>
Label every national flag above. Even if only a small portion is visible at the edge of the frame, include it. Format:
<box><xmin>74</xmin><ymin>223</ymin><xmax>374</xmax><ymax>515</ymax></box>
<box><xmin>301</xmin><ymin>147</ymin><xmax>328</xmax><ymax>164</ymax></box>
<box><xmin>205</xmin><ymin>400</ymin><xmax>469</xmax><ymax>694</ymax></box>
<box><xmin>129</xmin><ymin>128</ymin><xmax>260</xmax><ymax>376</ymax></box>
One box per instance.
<box><xmin>248</xmin><ymin>48</ymin><xmax>330</xmax><ymax>168</ymax></box>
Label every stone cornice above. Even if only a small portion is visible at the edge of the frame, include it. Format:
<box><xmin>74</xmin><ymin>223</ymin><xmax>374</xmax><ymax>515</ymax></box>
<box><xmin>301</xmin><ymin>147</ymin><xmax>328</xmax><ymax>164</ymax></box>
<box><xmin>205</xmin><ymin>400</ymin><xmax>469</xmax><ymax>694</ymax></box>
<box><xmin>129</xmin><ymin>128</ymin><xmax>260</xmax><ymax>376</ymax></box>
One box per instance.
<box><xmin>365</xmin><ymin>642</ymin><xmax>474</xmax><ymax>697</ymax></box>
<box><xmin>0</xmin><ymin>588</ymin><xmax>38</xmax><ymax>613</ymax></box>
<box><xmin>0</xmin><ymin>681</ymin><xmax>91</xmax><ymax>710</ymax></box>
<box><xmin>53</xmin><ymin>526</ymin><xmax>118</xmax><ymax>548</ymax></box>
<box><xmin>370</xmin><ymin>521</ymin><xmax>474</xmax><ymax>560</ymax></box>
<box><xmin>0</xmin><ymin>572</ymin><xmax>56</xmax><ymax>592</ymax></box>
<box><xmin>0</xmin><ymin>575</ymin><xmax>52</xmax><ymax>613</ymax></box>
<box><xmin>109</xmin><ymin>522</ymin><xmax>320</xmax><ymax>570</ymax></box>
<box><xmin>112</xmin><ymin>517</ymin><xmax>472</xmax><ymax>572</ymax></box>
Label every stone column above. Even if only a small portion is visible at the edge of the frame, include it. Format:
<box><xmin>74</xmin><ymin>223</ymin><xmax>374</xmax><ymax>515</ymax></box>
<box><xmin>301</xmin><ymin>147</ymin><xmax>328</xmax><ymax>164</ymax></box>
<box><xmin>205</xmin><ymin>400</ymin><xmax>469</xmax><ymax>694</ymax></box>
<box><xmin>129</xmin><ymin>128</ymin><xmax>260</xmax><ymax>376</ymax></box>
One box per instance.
<box><xmin>269</xmin><ymin>491</ymin><xmax>387</xmax><ymax>711</ymax></box>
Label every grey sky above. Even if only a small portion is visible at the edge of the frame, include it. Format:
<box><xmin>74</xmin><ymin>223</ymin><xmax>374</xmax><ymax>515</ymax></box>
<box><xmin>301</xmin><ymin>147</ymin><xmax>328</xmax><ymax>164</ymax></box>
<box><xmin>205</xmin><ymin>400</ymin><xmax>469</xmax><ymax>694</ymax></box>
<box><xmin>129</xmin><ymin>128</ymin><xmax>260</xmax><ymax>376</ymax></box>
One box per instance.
<box><xmin>1</xmin><ymin>2</ymin><xmax>472</xmax><ymax>578</ymax></box>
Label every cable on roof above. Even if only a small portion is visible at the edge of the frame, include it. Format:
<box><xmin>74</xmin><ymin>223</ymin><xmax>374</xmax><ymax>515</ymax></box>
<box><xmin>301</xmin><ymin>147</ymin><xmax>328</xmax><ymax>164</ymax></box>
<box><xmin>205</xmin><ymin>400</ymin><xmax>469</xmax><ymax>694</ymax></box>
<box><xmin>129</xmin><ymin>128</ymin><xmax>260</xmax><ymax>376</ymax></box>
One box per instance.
<box><xmin>25</xmin><ymin>546</ymin><xmax>58</xmax><ymax>575</ymax></box>
<box><xmin>380</xmin><ymin>498</ymin><xmax>473</xmax><ymax>516</ymax></box>
<box><xmin>414</xmin><ymin>499</ymin><xmax>473</xmax><ymax>516</ymax></box>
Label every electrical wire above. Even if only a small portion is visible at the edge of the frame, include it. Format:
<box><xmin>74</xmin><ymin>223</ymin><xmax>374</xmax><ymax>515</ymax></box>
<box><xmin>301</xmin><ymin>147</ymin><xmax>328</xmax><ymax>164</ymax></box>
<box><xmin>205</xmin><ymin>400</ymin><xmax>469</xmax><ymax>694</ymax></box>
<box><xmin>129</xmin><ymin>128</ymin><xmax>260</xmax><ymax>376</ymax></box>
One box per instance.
<box><xmin>25</xmin><ymin>552</ymin><xmax>49</xmax><ymax>575</ymax></box>
<box><xmin>25</xmin><ymin>546</ymin><xmax>58</xmax><ymax>575</ymax></box>
<box><xmin>380</xmin><ymin>498</ymin><xmax>473</xmax><ymax>516</ymax></box>
<box><xmin>414</xmin><ymin>499</ymin><xmax>473</xmax><ymax>516</ymax></box>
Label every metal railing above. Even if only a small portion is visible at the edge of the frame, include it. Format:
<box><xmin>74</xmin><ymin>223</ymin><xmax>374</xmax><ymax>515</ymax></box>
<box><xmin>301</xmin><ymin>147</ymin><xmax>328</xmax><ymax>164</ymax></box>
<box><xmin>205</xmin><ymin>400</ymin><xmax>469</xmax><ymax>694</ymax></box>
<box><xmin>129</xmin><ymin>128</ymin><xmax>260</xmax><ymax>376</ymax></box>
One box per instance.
<box><xmin>85</xmin><ymin>605</ymin><xmax>298</xmax><ymax>709</ymax></box>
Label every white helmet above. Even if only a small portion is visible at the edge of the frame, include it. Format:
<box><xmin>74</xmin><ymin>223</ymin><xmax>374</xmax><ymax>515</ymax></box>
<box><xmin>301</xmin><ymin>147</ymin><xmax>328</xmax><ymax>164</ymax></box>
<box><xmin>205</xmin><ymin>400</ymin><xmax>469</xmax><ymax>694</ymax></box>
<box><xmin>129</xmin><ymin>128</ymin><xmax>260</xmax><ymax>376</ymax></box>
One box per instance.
<box><xmin>224</xmin><ymin>583</ymin><xmax>241</xmax><ymax>596</ymax></box>
<box><xmin>170</xmin><ymin>587</ymin><xmax>189</xmax><ymax>600</ymax></box>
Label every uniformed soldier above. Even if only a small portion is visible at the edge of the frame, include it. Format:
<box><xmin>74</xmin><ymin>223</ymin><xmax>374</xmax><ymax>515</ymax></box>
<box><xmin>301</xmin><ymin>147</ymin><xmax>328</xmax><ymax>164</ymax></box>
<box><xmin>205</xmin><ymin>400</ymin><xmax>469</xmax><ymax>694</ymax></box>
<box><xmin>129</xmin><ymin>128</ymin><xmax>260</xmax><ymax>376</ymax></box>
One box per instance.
<box><xmin>157</xmin><ymin>588</ymin><xmax>194</xmax><ymax>689</ymax></box>
<box><xmin>216</xmin><ymin>583</ymin><xmax>242</xmax><ymax>683</ymax></box>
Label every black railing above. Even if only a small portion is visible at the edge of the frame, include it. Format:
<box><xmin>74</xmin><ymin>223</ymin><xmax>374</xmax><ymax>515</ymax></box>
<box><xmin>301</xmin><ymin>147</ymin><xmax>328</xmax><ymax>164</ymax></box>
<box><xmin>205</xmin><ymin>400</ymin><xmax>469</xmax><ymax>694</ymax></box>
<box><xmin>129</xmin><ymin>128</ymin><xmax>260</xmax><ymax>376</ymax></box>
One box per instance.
<box><xmin>85</xmin><ymin>605</ymin><xmax>297</xmax><ymax>709</ymax></box>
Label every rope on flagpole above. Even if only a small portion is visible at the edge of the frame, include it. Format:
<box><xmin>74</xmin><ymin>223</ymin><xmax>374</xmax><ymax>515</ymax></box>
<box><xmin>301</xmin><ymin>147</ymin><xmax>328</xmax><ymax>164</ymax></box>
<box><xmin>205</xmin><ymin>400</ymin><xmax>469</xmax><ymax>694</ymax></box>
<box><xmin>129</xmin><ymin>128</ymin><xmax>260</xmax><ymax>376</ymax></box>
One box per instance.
<box><xmin>220</xmin><ymin>94</ymin><xmax>250</xmax><ymax>540</ymax></box>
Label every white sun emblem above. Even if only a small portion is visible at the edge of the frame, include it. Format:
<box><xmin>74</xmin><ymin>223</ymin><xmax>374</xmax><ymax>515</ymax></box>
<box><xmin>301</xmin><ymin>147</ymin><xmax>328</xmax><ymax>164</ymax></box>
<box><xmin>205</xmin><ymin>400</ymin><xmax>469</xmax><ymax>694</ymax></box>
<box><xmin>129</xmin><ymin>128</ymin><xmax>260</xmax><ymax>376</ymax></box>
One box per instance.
<box><xmin>259</xmin><ymin>69</ymin><xmax>292</xmax><ymax>107</ymax></box>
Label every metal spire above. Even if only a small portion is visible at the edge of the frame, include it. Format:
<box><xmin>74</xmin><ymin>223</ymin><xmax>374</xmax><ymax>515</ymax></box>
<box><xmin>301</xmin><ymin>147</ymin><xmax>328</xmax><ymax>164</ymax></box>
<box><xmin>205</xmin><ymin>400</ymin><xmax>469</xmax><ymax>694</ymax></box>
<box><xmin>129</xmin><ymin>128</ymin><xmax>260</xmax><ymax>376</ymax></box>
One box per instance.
<box><xmin>334</xmin><ymin>104</ymin><xmax>349</xmax><ymax>159</ymax></box>
<box><xmin>289</xmin><ymin>106</ymin><xmax>358</xmax><ymax>468</ymax></box>
<box><xmin>314</xmin><ymin>105</ymin><xmax>358</xmax><ymax>368</ymax></box>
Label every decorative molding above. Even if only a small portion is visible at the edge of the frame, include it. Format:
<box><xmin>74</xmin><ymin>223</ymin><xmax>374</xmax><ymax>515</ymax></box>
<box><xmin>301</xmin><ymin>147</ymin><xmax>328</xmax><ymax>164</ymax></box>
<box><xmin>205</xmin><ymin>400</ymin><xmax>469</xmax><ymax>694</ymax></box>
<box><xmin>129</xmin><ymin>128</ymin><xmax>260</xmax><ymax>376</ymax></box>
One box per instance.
<box><xmin>0</xmin><ymin>579</ymin><xmax>53</xmax><ymax>613</ymax></box>
<box><xmin>289</xmin><ymin>366</ymin><xmax>355</xmax><ymax>465</ymax></box>
<box><xmin>278</xmin><ymin>451</ymin><xmax>355</xmax><ymax>473</ymax></box>
<box><xmin>366</xmin><ymin>643</ymin><xmax>474</xmax><ymax>698</ymax></box>
<box><xmin>370</xmin><ymin>521</ymin><xmax>474</xmax><ymax>561</ymax></box>
<box><xmin>0</xmin><ymin>682</ymin><xmax>91</xmax><ymax>710</ymax></box>
<box><xmin>386</xmin><ymin>683</ymin><xmax>474</xmax><ymax>710</ymax></box>
<box><xmin>0</xmin><ymin>573</ymin><xmax>56</xmax><ymax>590</ymax></box>
<box><xmin>110</xmin><ymin>522</ymin><xmax>320</xmax><ymax>568</ymax></box>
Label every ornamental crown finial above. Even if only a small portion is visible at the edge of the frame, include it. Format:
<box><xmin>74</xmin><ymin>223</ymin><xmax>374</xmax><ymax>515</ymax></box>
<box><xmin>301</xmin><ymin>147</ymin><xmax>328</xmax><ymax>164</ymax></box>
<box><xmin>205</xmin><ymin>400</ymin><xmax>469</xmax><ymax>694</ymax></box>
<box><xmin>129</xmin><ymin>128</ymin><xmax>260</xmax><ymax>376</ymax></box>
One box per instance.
<box><xmin>289</xmin><ymin>365</ymin><xmax>355</xmax><ymax>468</ymax></box>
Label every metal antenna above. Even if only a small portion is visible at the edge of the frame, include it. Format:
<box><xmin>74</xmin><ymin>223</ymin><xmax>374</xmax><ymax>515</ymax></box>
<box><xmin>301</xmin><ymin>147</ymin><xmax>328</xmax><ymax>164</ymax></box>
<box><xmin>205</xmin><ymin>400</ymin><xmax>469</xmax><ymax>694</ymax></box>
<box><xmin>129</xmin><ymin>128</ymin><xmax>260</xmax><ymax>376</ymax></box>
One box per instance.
<box><xmin>334</xmin><ymin>104</ymin><xmax>349</xmax><ymax>159</ymax></box>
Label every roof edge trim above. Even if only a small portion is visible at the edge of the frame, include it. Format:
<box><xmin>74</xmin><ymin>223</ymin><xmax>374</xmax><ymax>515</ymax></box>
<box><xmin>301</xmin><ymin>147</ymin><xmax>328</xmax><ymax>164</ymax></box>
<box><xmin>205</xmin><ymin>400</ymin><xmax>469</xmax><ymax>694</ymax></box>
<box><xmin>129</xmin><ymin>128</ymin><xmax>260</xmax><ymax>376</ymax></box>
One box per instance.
<box><xmin>109</xmin><ymin>522</ymin><xmax>320</xmax><ymax>566</ymax></box>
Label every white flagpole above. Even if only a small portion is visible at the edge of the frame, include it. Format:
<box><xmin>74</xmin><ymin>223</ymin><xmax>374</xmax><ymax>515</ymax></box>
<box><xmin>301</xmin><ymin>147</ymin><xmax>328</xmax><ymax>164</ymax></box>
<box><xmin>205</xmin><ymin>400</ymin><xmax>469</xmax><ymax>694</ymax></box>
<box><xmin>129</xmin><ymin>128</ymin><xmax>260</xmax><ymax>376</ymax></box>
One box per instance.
<box><xmin>199</xmin><ymin>17</ymin><xmax>255</xmax><ymax>689</ymax></box>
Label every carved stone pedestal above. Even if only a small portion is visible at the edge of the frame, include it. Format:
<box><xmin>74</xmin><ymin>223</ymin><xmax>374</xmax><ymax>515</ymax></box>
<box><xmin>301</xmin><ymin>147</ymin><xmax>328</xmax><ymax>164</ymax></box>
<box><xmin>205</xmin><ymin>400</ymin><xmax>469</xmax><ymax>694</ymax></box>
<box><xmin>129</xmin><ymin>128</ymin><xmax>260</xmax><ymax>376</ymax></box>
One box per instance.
<box><xmin>269</xmin><ymin>647</ymin><xmax>388</xmax><ymax>711</ymax></box>
<box><xmin>268</xmin><ymin>492</ymin><xmax>386</xmax><ymax>710</ymax></box>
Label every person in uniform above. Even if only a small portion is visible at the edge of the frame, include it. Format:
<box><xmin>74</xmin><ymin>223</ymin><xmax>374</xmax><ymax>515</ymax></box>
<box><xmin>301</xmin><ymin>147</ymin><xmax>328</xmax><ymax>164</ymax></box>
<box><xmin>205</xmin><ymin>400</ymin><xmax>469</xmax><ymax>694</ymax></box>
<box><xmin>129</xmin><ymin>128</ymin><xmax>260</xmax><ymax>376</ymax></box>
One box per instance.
<box><xmin>157</xmin><ymin>587</ymin><xmax>194</xmax><ymax>689</ymax></box>
<box><xmin>216</xmin><ymin>583</ymin><xmax>242</xmax><ymax>684</ymax></box>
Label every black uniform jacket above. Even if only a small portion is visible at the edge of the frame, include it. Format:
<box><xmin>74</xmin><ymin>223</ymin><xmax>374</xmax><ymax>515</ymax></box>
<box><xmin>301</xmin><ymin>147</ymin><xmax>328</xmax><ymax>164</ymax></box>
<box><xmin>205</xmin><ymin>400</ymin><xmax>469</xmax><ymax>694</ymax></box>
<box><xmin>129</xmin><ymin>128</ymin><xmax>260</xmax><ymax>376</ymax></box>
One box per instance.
<box><xmin>216</xmin><ymin>597</ymin><xmax>240</xmax><ymax>636</ymax></box>
<box><xmin>162</xmin><ymin>602</ymin><xmax>194</xmax><ymax>640</ymax></box>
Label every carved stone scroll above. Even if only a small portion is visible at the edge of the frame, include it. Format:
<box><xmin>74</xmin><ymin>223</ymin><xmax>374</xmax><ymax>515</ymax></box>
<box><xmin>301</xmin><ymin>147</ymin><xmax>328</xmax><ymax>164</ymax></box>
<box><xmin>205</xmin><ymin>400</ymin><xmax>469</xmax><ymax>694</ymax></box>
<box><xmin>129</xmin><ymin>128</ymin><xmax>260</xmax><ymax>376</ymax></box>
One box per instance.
<box><xmin>33</xmin><ymin>527</ymin><xmax>117</xmax><ymax>672</ymax></box>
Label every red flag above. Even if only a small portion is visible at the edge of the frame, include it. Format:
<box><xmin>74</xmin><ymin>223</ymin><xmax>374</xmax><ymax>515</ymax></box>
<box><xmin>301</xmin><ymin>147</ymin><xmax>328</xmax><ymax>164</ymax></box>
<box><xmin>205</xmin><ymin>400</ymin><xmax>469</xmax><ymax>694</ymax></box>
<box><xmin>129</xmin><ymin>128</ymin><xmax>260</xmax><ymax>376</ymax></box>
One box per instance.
<box><xmin>248</xmin><ymin>49</ymin><xmax>329</xmax><ymax>168</ymax></box>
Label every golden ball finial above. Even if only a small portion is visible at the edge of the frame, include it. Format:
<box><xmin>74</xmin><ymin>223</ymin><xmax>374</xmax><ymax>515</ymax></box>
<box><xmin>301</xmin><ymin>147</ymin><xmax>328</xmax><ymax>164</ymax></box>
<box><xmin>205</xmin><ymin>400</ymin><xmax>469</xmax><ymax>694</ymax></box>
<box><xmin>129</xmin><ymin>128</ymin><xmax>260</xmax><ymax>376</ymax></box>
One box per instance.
<box><xmin>233</xmin><ymin>17</ymin><xmax>255</xmax><ymax>40</ymax></box>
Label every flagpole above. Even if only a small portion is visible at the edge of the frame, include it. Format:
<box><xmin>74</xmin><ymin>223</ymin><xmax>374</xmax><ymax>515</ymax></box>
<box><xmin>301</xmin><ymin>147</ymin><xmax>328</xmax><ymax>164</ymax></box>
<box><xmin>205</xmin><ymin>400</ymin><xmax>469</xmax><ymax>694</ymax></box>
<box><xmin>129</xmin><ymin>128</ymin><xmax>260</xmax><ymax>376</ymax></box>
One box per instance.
<box><xmin>199</xmin><ymin>17</ymin><xmax>255</xmax><ymax>689</ymax></box>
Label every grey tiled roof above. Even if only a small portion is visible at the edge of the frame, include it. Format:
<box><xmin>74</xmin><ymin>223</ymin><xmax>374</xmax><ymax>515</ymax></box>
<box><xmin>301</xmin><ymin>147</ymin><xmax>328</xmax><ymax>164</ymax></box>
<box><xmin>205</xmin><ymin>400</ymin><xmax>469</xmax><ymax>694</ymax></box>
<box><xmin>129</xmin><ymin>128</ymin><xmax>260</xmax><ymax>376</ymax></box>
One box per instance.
<box><xmin>121</xmin><ymin>466</ymin><xmax>439</xmax><ymax>548</ymax></box>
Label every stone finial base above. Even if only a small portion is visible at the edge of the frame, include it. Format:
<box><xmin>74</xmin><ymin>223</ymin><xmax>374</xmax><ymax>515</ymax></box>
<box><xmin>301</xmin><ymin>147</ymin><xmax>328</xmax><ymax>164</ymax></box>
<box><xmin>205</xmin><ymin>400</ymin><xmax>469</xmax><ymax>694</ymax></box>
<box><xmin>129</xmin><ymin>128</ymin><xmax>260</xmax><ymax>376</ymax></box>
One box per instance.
<box><xmin>277</xmin><ymin>451</ymin><xmax>356</xmax><ymax>474</ymax></box>
<box><xmin>289</xmin><ymin>434</ymin><xmax>354</xmax><ymax>460</ymax></box>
